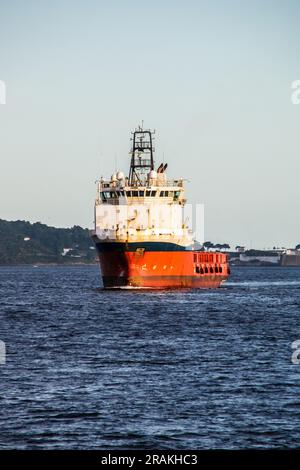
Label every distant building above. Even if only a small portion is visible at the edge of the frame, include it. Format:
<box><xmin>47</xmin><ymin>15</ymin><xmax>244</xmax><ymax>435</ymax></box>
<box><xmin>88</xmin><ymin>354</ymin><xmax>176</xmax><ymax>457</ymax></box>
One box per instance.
<box><xmin>281</xmin><ymin>249</ymin><xmax>300</xmax><ymax>266</ymax></box>
<box><xmin>240</xmin><ymin>253</ymin><xmax>280</xmax><ymax>264</ymax></box>
<box><xmin>284</xmin><ymin>249</ymin><xmax>299</xmax><ymax>255</ymax></box>
<box><xmin>231</xmin><ymin>249</ymin><xmax>281</xmax><ymax>265</ymax></box>
<box><xmin>62</xmin><ymin>248</ymin><xmax>72</xmax><ymax>256</ymax></box>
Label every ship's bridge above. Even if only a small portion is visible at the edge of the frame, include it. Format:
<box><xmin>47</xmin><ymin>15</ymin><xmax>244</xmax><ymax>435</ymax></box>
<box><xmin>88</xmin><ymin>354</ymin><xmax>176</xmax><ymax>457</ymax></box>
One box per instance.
<box><xmin>94</xmin><ymin>175</ymin><xmax>191</xmax><ymax>246</ymax></box>
<box><xmin>97</xmin><ymin>186</ymin><xmax>185</xmax><ymax>205</ymax></box>
<box><xmin>96</xmin><ymin>174</ymin><xmax>186</xmax><ymax>206</ymax></box>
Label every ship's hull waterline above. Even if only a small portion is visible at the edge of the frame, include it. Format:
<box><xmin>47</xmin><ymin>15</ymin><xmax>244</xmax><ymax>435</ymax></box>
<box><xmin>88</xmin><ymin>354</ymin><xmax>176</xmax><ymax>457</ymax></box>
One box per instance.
<box><xmin>95</xmin><ymin>241</ymin><xmax>229</xmax><ymax>289</ymax></box>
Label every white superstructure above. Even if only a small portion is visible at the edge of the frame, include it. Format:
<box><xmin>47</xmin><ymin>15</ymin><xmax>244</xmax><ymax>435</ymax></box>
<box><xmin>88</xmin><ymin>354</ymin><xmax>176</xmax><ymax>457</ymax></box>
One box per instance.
<box><xmin>94</xmin><ymin>175</ymin><xmax>193</xmax><ymax>246</ymax></box>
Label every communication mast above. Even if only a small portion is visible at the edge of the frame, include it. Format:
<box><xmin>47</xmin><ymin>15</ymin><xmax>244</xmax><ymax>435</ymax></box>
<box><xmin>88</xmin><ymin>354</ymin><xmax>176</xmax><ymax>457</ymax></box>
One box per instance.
<box><xmin>128</xmin><ymin>125</ymin><xmax>155</xmax><ymax>185</ymax></box>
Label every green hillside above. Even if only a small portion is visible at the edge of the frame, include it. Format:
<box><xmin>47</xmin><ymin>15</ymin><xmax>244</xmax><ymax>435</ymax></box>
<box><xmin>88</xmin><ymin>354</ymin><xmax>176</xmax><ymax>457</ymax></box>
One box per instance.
<box><xmin>0</xmin><ymin>219</ymin><xmax>97</xmax><ymax>265</ymax></box>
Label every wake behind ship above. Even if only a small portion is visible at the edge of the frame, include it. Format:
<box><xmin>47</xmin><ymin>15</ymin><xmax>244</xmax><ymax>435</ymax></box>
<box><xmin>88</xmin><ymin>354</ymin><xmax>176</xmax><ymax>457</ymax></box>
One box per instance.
<box><xmin>91</xmin><ymin>126</ymin><xmax>230</xmax><ymax>288</ymax></box>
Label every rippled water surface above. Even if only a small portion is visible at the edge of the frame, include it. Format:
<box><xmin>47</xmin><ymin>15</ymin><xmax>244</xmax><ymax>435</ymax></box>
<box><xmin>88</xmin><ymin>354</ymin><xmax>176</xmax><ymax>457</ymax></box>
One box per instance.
<box><xmin>1</xmin><ymin>265</ymin><xmax>300</xmax><ymax>449</ymax></box>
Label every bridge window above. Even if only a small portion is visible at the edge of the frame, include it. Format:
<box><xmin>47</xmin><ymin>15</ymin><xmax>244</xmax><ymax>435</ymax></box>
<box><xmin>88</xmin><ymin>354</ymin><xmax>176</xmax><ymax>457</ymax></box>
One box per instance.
<box><xmin>139</xmin><ymin>191</ymin><xmax>144</xmax><ymax>197</ymax></box>
<box><xmin>126</xmin><ymin>191</ymin><xmax>132</xmax><ymax>197</ymax></box>
<box><xmin>151</xmin><ymin>191</ymin><xmax>157</xmax><ymax>197</ymax></box>
<box><xmin>132</xmin><ymin>191</ymin><xmax>139</xmax><ymax>197</ymax></box>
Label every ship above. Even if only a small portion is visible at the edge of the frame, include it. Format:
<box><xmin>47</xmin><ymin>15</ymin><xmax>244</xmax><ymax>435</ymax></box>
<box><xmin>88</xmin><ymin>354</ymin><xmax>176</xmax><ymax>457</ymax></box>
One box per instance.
<box><xmin>91</xmin><ymin>126</ymin><xmax>230</xmax><ymax>288</ymax></box>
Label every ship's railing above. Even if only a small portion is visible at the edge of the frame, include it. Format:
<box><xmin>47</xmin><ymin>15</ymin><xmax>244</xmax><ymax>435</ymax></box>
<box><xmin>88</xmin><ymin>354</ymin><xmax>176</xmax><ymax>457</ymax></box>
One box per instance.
<box><xmin>99</xmin><ymin>179</ymin><xmax>184</xmax><ymax>189</ymax></box>
<box><xmin>159</xmin><ymin>180</ymin><xmax>184</xmax><ymax>187</ymax></box>
<box><xmin>94</xmin><ymin>229</ymin><xmax>193</xmax><ymax>244</ymax></box>
<box><xmin>129</xmin><ymin>180</ymin><xmax>184</xmax><ymax>188</ymax></box>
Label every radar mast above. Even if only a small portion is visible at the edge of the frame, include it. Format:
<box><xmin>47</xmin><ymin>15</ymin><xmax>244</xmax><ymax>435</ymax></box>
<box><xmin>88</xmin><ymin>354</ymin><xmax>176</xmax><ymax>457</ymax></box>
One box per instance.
<box><xmin>128</xmin><ymin>125</ymin><xmax>155</xmax><ymax>185</ymax></box>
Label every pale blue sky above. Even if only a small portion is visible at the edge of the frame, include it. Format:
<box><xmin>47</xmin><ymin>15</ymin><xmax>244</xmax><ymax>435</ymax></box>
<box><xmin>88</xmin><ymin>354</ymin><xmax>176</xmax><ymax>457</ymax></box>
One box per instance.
<box><xmin>1</xmin><ymin>0</ymin><xmax>300</xmax><ymax>248</ymax></box>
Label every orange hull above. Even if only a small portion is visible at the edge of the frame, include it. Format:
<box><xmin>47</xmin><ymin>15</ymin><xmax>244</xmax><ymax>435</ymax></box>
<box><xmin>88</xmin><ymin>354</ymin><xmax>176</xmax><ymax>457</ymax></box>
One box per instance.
<box><xmin>95</xmin><ymin>244</ymin><xmax>230</xmax><ymax>288</ymax></box>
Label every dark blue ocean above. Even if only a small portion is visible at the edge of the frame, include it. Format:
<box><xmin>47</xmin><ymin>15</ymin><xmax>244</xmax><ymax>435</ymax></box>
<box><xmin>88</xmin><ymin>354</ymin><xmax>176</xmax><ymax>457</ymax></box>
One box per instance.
<box><xmin>0</xmin><ymin>265</ymin><xmax>300</xmax><ymax>449</ymax></box>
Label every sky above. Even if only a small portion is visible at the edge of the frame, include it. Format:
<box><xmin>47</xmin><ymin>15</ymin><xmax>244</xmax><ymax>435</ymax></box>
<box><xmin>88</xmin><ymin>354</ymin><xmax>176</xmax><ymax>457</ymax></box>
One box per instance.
<box><xmin>0</xmin><ymin>0</ymin><xmax>300</xmax><ymax>249</ymax></box>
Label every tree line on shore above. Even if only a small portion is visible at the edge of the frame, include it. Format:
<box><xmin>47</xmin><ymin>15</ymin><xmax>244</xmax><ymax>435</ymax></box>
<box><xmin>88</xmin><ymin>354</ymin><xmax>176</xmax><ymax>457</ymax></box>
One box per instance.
<box><xmin>0</xmin><ymin>219</ymin><xmax>96</xmax><ymax>265</ymax></box>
